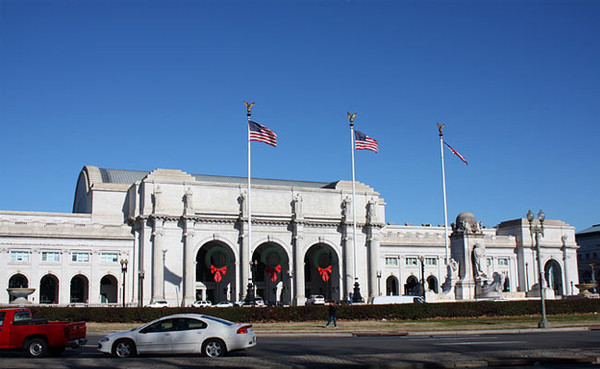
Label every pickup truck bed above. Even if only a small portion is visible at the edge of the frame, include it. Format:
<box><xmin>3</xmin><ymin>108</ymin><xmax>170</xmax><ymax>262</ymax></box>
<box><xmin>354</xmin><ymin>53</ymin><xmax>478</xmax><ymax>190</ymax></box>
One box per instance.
<box><xmin>0</xmin><ymin>308</ymin><xmax>87</xmax><ymax>357</ymax></box>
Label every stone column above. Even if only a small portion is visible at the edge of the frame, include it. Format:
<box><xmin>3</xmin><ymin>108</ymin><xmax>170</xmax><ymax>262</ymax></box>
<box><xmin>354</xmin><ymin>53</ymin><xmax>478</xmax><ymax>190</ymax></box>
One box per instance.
<box><xmin>183</xmin><ymin>219</ymin><xmax>196</xmax><ymax>306</ymax></box>
<box><xmin>368</xmin><ymin>234</ymin><xmax>380</xmax><ymax>301</ymax></box>
<box><xmin>152</xmin><ymin>219</ymin><xmax>165</xmax><ymax>302</ymax></box>
<box><xmin>293</xmin><ymin>234</ymin><xmax>305</xmax><ymax>305</ymax></box>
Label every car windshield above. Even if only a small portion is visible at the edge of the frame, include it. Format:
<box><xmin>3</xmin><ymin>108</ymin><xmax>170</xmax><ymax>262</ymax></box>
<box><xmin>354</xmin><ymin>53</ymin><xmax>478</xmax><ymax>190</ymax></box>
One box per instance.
<box><xmin>202</xmin><ymin>315</ymin><xmax>233</xmax><ymax>326</ymax></box>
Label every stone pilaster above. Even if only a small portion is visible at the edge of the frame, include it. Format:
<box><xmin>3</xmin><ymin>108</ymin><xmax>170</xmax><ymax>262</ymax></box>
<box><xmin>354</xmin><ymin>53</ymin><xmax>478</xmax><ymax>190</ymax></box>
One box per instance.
<box><xmin>152</xmin><ymin>219</ymin><xmax>165</xmax><ymax>302</ymax></box>
<box><xmin>183</xmin><ymin>219</ymin><xmax>196</xmax><ymax>306</ymax></box>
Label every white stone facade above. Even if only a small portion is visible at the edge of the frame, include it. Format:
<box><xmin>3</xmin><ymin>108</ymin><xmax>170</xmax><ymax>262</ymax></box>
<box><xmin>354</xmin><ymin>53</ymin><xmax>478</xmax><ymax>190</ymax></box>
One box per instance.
<box><xmin>0</xmin><ymin>166</ymin><xmax>580</xmax><ymax>306</ymax></box>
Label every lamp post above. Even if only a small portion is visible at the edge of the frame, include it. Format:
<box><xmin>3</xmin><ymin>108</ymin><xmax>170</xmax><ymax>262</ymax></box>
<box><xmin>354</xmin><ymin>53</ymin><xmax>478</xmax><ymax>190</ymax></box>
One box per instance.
<box><xmin>377</xmin><ymin>270</ymin><xmax>382</xmax><ymax>296</ymax></box>
<box><xmin>527</xmin><ymin>209</ymin><xmax>550</xmax><ymax>328</ymax></box>
<box><xmin>525</xmin><ymin>262</ymin><xmax>529</xmax><ymax>291</ymax></box>
<box><xmin>287</xmin><ymin>270</ymin><xmax>294</xmax><ymax>306</ymax></box>
<box><xmin>418</xmin><ymin>256</ymin><xmax>426</xmax><ymax>302</ymax></box>
<box><xmin>120</xmin><ymin>259</ymin><xmax>128</xmax><ymax>308</ymax></box>
<box><xmin>244</xmin><ymin>259</ymin><xmax>258</xmax><ymax>305</ymax></box>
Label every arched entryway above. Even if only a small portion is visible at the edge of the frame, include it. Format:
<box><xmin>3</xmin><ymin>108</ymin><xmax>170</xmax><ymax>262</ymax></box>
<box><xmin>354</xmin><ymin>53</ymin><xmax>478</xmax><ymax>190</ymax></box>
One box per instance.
<box><xmin>196</xmin><ymin>241</ymin><xmax>236</xmax><ymax>303</ymax></box>
<box><xmin>386</xmin><ymin>276</ymin><xmax>398</xmax><ymax>295</ymax></box>
<box><xmin>70</xmin><ymin>274</ymin><xmax>89</xmax><ymax>303</ymax></box>
<box><xmin>8</xmin><ymin>274</ymin><xmax>29</xmax><ymax>302</ymax></box>
<box><xmin>304</xmin><ymin>243</ymin><xmax>340</xmax><ymax>301</ymax></box>
<box><xmin>404</xmin><ymin>275</ymin><xmax>419</xmax><ymax>295</ymax></box>
<box><xmin>100</xmin><ymin>275</ymin><xmax>118</xmax><ymax>303</ymax></box>
<box><xmin>39</xmin><ymin>274</ymin><xmax>59</xmax><ymax>304</ymax></box>
<box><xmin>544</xmin><ymin>259</ymin><xmax>563</xmax><ymax>296</ymax></box>
<box><xmin>251</xmin><ymin>242</ymin><xmax>290</xmax><ymax>305</ymax></box>
<box><xmin>426</xmin><ymin>276</ymin><xmax>438</xmax><ymax>293</ymax></box>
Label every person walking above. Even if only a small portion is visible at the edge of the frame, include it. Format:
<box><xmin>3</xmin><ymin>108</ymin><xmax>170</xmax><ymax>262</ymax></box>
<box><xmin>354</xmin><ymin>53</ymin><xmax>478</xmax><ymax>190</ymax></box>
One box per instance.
<box><xmin>325</xmin><ymin>302</ymin><xmax>337</xmax><ymax>328</ymax></box>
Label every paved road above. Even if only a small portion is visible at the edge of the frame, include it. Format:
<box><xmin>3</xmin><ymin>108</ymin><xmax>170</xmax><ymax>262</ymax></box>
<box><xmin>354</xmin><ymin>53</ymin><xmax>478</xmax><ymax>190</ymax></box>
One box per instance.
<box><xmin>1</xmin><ymin>330</ymin><xmax>600</xmax><ymax>368</ymax></box>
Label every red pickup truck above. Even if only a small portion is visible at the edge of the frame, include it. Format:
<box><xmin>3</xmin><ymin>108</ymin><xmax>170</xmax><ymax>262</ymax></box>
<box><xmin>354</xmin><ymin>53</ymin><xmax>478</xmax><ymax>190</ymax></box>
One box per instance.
<box><xmin>0</xmin><ymin>308</ymin><xmax>87</xmax><ymax>357</ymax></box>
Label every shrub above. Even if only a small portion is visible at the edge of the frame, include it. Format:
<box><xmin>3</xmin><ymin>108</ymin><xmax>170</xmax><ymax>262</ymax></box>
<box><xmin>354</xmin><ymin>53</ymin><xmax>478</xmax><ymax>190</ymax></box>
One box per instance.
<box><xmin>27</xmin><ymin>298</ymin><xmax>600</xmax><ymax>323</ymax></box>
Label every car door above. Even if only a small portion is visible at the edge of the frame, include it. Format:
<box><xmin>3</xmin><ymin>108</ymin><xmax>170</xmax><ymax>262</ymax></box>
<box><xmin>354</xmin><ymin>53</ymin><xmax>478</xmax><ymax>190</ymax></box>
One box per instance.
<box><xmin>170</xmin><ymin>318</ymin><xmax>208</xmax><ymax>354</ymax></box>
<box><xmin>136</xmin><ymin>318</ymin><xmax>175</xmax><ymax>353</ymax></box>
<box><xmin>0</xmin><ymin>312</ymin><xmax>8</xmax><ymax>348</ymax></box>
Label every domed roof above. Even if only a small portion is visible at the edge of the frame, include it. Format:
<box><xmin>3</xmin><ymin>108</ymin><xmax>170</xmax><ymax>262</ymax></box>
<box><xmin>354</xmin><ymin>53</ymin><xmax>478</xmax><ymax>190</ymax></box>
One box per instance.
<box><xmin>456</xmin><ymin>211</ymin><xmax>477</xmax><ymax>225</ymax></box>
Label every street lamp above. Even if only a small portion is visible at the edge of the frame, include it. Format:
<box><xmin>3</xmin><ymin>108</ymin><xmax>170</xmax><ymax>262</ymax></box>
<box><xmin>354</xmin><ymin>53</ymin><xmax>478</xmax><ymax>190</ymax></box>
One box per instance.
<box><xmin>376</xmin><ymin>270</ymin><xmax>382</xmax><ymax>296</ymax></box>
<box><xmin>244</xmin><ymin>259</ymin><xmax>258</xmax><ymax>305</ymax></box>
<box><xmin>527</xmin><ymin>209</ymin><xmax>550</xmax><ymax>328</ymax></box>
<box><xmin>120</xmin><ymin>259</ymin><xmax>128</xmax><ymax>308</ymax></box>
<box><xmin>525</xmin><ymin>262</ymin><xmax>529</xmax><ymax>291</ymax></box>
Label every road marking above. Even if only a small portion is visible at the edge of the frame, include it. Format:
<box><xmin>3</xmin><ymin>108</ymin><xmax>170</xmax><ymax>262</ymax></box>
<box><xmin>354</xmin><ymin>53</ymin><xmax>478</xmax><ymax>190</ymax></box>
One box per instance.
<box><xmin>436</xmin><ymin>340</ymin><xmax>526</xmax><ymax>346</ymax></box>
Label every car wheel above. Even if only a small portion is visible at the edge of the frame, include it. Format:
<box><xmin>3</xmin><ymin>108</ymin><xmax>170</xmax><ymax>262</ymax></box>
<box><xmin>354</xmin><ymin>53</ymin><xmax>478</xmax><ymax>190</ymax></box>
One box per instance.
<box><xmin>202</xmin><ymin>338</ymin><xmax>227</xmax><ymax>358</ymax></box>
<box><xmin>25</xmin><ymin>337</ymin><xmax>48</xmax><ymax>358</ymax></box>
<box><xmin>112</xmin><ymin>339</ymin><xmax>136</xmax><ymax>358</ymax></box>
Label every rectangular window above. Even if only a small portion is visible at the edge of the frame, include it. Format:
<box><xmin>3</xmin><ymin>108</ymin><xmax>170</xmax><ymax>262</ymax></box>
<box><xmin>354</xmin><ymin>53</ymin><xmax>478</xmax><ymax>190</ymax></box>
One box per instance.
<box><xmin>405</xmin><ymin>257</ymin><xmax>418</xmax><ymax>266</ymax></box>
<box><xmin>425</xmin><ymin>257</ymin><xmax>437</xmax><ymax>266</ymax></box>
<box><xmin>41</xmin><ymin>252</ymin><xmax>60</xmax><ymax>262</ymax></box>
<box><xmin>72</xmin><ymin>252</ymin><xmax>90</xmax><ymax>263</ymax></box>
<box><xmin>10</xmin><ymin>251</ymin><xmax>30</xmax><ymax>262</ymax></box>
<box><xmin>498</xmin><ymin>258</ymin><xmax>509</xmax><ymax>266</ymax></box>
<box><xmin>385</xmin><ymin>257</ymin><xmax>398</xmax><ymax>266</ymax></box>
<box><xmin>101</xmin><ymin>253</ymin><xmax>119</xmax><ymax>263</ymax></box>
<box><xmin>486</xmin><ymin>257</ymin><xmax>492</xmax><ymax>266</ymax></box>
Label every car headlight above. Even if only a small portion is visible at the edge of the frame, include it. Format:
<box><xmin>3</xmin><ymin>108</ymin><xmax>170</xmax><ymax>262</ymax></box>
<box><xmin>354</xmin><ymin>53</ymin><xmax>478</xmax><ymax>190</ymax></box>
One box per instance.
<box><xmin>99</xmin><ymin>337</ymin><xmax>110</xmax><ymax>343</ymax></box>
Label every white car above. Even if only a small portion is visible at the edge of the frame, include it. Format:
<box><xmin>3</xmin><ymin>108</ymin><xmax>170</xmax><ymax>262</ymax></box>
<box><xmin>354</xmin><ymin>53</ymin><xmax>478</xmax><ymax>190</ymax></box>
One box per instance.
<box><xmin>191</xmin><ymin>300</ymin><xmax>212</xmax><ymax>308</ymax></box>
<box><xmin>214</xmin><ymin>301</ymin><xmax>234</xmax><ymax>308</ymax></box>
<box><xmin>305</xmin><ymin>295</ymin><xmax>325</xmax><ymax>305</ymax></box>
<box><xmin>97</xmin><ymin>313</ymin><xmax>256</xmax><ymax>358</ymax></box>
<box><xmin>146</xmin><ymin>300</ymin><xmax>169</xmax><ymax>308</ymax></box>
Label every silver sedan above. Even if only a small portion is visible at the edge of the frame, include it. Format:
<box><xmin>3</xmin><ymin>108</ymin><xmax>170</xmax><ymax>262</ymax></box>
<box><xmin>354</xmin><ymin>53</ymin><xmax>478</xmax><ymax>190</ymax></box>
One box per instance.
<box><xmin>97</xmin><ymin>313</ymin><xmax>256</xmax><ymax>358</ymax></box>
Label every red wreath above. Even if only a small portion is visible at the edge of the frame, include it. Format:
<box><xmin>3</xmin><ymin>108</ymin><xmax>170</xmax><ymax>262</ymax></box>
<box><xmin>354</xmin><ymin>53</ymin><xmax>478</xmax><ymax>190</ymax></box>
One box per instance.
<box><xmin>317</xmin><ymin>265</ymin><xmax>332</xmax><ymax>282</ymax></box>
<box><xmin>265</xmin><ymin>265</ymin><xmax>281</xmax><ymax>282</ymax></box>
<box><xmin>210</xmin><ymin>265</ymin><xmax>227</xmax><ymax>283</ymax></box>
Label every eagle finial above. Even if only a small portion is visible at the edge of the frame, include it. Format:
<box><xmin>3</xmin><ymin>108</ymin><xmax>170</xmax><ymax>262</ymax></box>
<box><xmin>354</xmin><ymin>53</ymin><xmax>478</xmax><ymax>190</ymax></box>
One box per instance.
<box><xmin>347</xmin><ymin>112</ymin><xmax>356</xmax><ymax>124</ymax></box>
<box><xmin>244</xmin><ymin>101</ymin><xmax>255</xmax><ymax>115</ymax></box>
<box><xmin>437</xmin><ymin>123</ymin><xmax>445</xmax><ymax>136</ymax></box>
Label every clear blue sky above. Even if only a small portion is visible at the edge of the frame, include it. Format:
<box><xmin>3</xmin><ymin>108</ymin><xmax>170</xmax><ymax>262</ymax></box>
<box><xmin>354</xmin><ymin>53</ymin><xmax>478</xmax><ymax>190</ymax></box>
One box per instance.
<box><xmin>1</xmin><ymin>0</ymin><xmax>599</xmax><ymax>232</ymax></box>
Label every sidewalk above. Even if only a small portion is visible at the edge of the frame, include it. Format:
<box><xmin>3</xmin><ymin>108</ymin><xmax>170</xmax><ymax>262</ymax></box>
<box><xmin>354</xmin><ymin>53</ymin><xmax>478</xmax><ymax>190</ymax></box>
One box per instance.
<box><xmin>86</xmin><ymin>314</ymin><xmax>600</xmax><ymax>334</ymax></box>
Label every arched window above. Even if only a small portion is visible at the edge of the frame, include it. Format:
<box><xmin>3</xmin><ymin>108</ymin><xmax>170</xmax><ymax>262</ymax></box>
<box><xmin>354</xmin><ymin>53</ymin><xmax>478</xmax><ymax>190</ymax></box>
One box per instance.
<box><xmin>39</xmin><ymin>274</ymin><xmax>59</xmax><ymax>304</ymax></box>
<box><xmin>70</xmin><ymin>275</ymin><xmax>89</xmax><ymax>303</ymax></box>
<box><xmin>386</xmin><ymin>276</ymin><xmax>399</xmax><ymax>295</ymax></box>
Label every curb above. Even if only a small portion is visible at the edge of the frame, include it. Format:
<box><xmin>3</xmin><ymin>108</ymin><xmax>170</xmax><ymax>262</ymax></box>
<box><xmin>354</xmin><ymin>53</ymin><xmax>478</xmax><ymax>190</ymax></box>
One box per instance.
<box><xmin>252</xmin><ymin>326</ymin><xmax>591</xmax><ymax>337</ymax></box>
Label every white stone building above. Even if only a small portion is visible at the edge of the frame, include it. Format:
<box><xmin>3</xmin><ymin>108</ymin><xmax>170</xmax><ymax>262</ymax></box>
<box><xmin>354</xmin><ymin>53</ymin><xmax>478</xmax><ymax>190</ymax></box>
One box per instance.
<box><xmin>0</xmin><ymin>166</ymin><xmax>580</xmax><ymax>306</ymax></box>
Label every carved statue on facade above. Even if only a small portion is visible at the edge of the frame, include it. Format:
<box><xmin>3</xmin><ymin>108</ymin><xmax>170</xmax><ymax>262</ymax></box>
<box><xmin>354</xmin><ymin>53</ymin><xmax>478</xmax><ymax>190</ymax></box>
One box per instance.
<box><xmin>184</xmin><ymin>187</ymin><xmax>194</xmax><ymax>215</ymax></box>
<box><xmin>238</xmin><ymin>191</ymin><xmax>247</xmax><ymax>217</ymax></box>
<box><xmin>292</xmin><ymin>193</ymin><xmax>303</xmax><ymax>220</ymax></box>
<box><xmin>366</xmin><ymin>199</ymin><xmax>377</xmax><ymax>224</ymax></box>
<box><xmin>472</xmin><ymin>243</ymin><xmax>487</xmax><ymax>281</ymax></box>
<box><xmin>452</xmin><ymin>212</ymin><xmax>482</xmax><ymax>234</ymax></box>
<box><xmin>153</xmin><ymin>186</ymin><xmax>162</xmax><ymax>214</ymax></box>
<box><xmin>341</xmin><ymin>196</ymin><xmax>351</xmax><ymax>222</ymax></box>
<box><xmin>441</xmin><ymin>258</ymin><xmax>459</xmax><ymax>293</ymax></box>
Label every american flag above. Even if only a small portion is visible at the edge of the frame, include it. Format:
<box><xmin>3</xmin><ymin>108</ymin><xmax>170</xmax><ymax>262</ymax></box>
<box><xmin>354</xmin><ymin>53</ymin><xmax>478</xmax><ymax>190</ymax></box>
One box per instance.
<box><xmin>249</xmin><ymin>121</ymin><xmax>277</xmax><ymax>147</ymax></box>
<box><xmin>444</xmin><ymin>142</ymin><xmax>468</xmax><ymax>165</ymax></box>
<box><xmin>354</xmin><ymin>130</ymin><xmax>378</xmax><ymax>152</ymax></box>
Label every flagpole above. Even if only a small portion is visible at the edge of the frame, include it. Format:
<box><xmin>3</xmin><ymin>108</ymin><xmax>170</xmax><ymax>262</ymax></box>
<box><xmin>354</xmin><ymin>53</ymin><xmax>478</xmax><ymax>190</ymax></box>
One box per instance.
<box><xmin>348</xmin><ymin>112</ymin><xmax>363</xmax><ymax>303</ymax></box>
<box><xmin>437</xmin><ymin>123</ymin><xmax>450</xmax><ymax>267</ymax></box>
<box><xmin>244</xmin><ymin>101</ymin><xmax>256</xmax><ymax>305</ymax></box>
